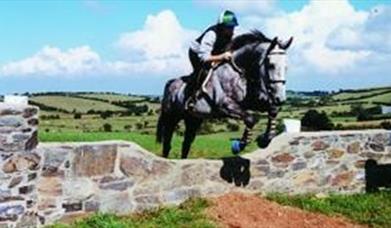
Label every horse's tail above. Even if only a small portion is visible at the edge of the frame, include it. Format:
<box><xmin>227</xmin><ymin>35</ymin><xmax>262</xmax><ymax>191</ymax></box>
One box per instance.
<box><xmin>156</xmin><ymin>79</ymin><xmax>175</xmax><ymax>144</ymax></box>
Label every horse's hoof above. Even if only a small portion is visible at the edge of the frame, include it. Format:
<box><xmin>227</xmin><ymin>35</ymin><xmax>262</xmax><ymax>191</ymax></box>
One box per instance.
<box><xmin>231</xmin><ymin>140</ymin><xmax>246</xmax><ymax>155</ymax></box>
<box><xmin>257</xmin><ymin>134</ymin><xmax>271</xmax><ymax>149</ymax></box>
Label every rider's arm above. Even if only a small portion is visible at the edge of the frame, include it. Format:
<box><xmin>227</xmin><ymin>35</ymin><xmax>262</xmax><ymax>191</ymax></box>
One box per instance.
<box><xmin>199</xmin><ymin>31</ymin><xmax>231</xmax><ymax>63</ymax></box>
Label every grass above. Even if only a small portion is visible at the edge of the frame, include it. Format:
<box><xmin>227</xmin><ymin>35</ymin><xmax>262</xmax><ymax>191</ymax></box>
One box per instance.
<box><xmin>31</xmin><ymin>95</ymin><xmax>127</xmax><ymax>113</ymax></box>
<box><xmin>47</xmin><ymin>191</ymin><xmax>391</xmax><ymax>228</ymax></box>
<box><xmin>267</xmin><ymin>191</ymin><xmax>391</xmax><ymax>227</ymax></box>
<box><xmin>332</xmin><ymin>88</ymin><xmax>391</xmax><ymax>101</ymax></box>
<box><xmin>39</xmin><ymin>114</ymin><xmax>158</xmax><ymax>133</ymax></box>
<box><xmin>39</xmin><ymin>131</ymin><xmax>258</xmax><ymax>159</ymax></box>
<box><xmin>362</xmin><ymin>92</ymin><xmax>391</xmax><ymax>104</ymax></box>
<box><xmin>48</xmin><ymin>198</ymin><xmax>216</xmax><ymax>228</ymax></box>
<box><xmin>77</xmin><ymin>93</ymin><xmax>146</xmax><ymax>102</ymax></box>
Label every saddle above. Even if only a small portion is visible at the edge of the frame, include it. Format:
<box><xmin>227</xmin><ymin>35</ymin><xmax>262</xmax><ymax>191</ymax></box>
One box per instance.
<box><xmin>185</xmin><ymin>66</ymin><xmax>215</xmax><ymax>110</ymax></box>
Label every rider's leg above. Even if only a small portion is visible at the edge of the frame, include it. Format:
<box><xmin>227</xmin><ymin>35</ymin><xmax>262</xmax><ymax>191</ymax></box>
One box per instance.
<box><xmin>186</xmin><ymin>49</ymin><xmax>204</xmax><ymax>110</ymax></box>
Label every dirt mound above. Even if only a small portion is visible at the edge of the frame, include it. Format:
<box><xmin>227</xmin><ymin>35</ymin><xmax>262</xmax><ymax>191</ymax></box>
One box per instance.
<box><xmin>207</xmin><ymin>192</ymin><xmax>365</xmax><ymax>228</ymax></box>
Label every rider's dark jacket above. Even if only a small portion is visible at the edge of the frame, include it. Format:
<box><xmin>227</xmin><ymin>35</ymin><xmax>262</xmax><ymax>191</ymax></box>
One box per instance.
<box><xmin>189</xmin><ymin>25</ymin><xmax>231</xmax><ymax>63</ymax></box>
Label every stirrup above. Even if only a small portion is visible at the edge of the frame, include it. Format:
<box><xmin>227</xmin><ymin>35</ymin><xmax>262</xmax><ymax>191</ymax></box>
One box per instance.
<box><xmin>185</xmin><ymin>97</ymin><xmax>195</xmax><ymax>111</ymax></box>
<box><xmin>201</xmin><ymin>69</ymin><xmax>213</xmax><ymax>94</ymax></box>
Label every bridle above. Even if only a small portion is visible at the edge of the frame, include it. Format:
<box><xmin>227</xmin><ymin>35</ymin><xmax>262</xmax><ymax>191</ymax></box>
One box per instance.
<box><xmin>230</xmin><ymin>42</ymin><xmax>287</xmax><ymax>86</ymax></box>
<box><xmin>265</xmin><ymin>50</ymin><xmax>287</xmax><ymax>85</ymax></box>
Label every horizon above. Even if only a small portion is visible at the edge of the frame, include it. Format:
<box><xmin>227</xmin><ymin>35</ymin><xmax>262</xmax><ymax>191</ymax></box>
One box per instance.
<box><xmin>1</xmin><ymin>0</ymin><xmax>390</xmax><ymax>94</ymax></box>
<box><xmin>2</xmin><ymin>84</ymin><xmax>390</xmax><ymax>97</ymax></box>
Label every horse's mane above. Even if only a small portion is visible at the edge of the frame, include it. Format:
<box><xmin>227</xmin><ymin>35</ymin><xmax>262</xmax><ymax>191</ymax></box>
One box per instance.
<box><xmin>229</xmin><ymin>30</ymin><xmax>272</xmax><ymax>51</ymax></box>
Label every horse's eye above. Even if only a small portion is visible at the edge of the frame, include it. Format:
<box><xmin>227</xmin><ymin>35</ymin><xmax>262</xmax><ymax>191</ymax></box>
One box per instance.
<box><xmin>269</xmin><ymin>64</ymin><xmax>275</xmax><ymax>70</ymax></box>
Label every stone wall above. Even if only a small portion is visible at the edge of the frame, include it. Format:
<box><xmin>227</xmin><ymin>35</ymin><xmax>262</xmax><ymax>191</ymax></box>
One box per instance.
<box><xmin>0</xmin><ymin>103</ymin><xmax>391</xmax><ymax>227</ymax></box>
<box><xmin>0</xmin><ymin>103</ymin><xmax>40</xmax><ymax>227</ymax></box>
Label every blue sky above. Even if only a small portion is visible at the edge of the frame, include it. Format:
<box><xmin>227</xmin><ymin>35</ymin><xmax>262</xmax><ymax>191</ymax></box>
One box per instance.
<box><xmin>0</xmin><ymin>0</ymin><xmax>390</xmax><ymax>95</ymax></box>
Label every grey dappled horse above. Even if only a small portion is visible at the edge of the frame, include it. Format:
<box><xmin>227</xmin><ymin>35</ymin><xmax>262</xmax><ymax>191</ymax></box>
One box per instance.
<box><xmin>156</xmin><ymin>30</ymin><xmax>293</xmax><ymax>158</ymax></box>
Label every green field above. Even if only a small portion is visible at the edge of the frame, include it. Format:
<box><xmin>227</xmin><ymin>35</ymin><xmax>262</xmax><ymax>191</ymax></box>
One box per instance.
<box><xmin>331</xmin><ymin>87</ymin><xmax>391</xmax><ymax>101</ymax></box>
<box><xmin>39</xmin><ymin>131</ymin><xmax>258</xmax><ymax>159</ymax></box>
<box><xmin>24</xmin><ymin>87</ymin><xmax>390</xmax><ymax>159</ymax></box>
<box><xmin>362</xmin><ymin>92</ymin><xmax>391</xmax><ymax>104</ymax></box>
<box><xmin>77</xmin><ymin>93</ymin><xmax>146</xmax><ymax>102</ymax></box>
<box><xmin>31</xmin><ymin>95</ymin><xmax>127</xmax><ymax>113</ymax></box>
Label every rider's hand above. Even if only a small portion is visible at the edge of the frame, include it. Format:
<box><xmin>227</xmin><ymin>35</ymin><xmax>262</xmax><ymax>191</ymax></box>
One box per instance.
<box><xmin>222</xmin><ymin>51</ymin><xmax>232</xmax><ymax>61</ymax></box>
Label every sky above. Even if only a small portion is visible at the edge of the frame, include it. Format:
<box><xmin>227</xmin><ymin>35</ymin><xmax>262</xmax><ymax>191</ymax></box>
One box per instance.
<box><xmin>0</xmin><ymin>0</ymin><xmax>390</xmax><ymax>95</ymax></box>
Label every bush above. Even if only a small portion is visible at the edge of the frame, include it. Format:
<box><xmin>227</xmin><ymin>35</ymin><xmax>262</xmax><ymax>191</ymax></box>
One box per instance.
<box><xmin>380</xmin><ymin>121</ymin><xmax>391</xmax><ymax>130</ymax></box>
<box><xmin>100</xmin><ymin>111</ymin><xmax>113</xmax><ymax>119</ymax></box>
<box><xmin>135</xmin><ymin>122</ymin><xmax>143</xmax><ymax>130</ymax></box>
<box><xmin>103</xmin><ymin>123</ymin><xmax>112</xmax><ymax>132</ymax></box>
<box><xmin>301</xmin><ymin>109</ymin><xmax>334</xmax><ymax>131</ymax></box>
<box><xmin>198</xmin><ymin>122</ymin><xmax>215</xmax><ymax>134</ymax></box>
<box><xmin>124</xmin><ymin>125</ymin><xmax>132</xmax><ymax>132</ymax></box>
<box><xmin>226</xmin><ymin>122</ymin><xmax>240</xmax><ymax>132</ymax></box>
<box><xmin>41</xmin><ymin>114</ymin><xmax>60</xmax><ymax>120</ymax></box>
<box><xmin>73</xmin><ymin>113</ymin><xmax>82</xmax><ymax>119</ymax></box>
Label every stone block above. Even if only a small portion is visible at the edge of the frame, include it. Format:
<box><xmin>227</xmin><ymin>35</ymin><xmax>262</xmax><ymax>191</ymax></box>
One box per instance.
<box><xmin>8</xmin><ymin>176</ymin><xmax>23</xmax><ymax>188</ymax></box>
<box><xmin>62</xmin><ymin>201</ymin><xmax>82</xmax><ymax>212</ymax></box>
<box><xmin>311</xmin><ymin>140</ymin><xmax>329</xmax><ymax>151</ymax></box>
<box><xmin>72</xmin><ymin>145</ymin><xmax>117</xmax><ymax>177</ymax></box>
<box><xmin>120</xmin><ymin>156</ymin><xmax>149</xmax><ymax>178</ymax></box>
<box><xmin>327</xmin><ymin>148</ymin><xmax>345</xmax><ymax>159</ymax></box>
<box><xmin>0</xmin><ymin>116</ymin><xmax>24</xmax><ymax>128</ymax></box>
<box><xmin>0</xmin><ymin>204</ymin><xmax>24</xmax><ymax>222</ymax></box>
<box><xmin>84</xmin><ymin>200</ymin><xmax>100</xmax><ymax>212</ymax></box>
<box><xmin>134</xmin><ymin>194</ymin><xmax>161</xmax><ymax>205</ymax></box>
<box><xmin>99</xmin><ymin>192</ymin><xmax>133</xmax><ymax>214</ymax></box>
<box><xmin>181</xmin><ymin>163</ymin><xmax>205</xmax><ymax>186</ymax></box>
<box><xmin>347</xmin><ymin>142</ymin><xmax>360</xmax><ymax>154</ymax></box>
<box><xmin>2</xmin><ymin>153</ymin><xmax>41</xmax><ymax>173</ymax></box>
<box><xmin>22</xmin><ymin>107</ymin><xmax>38</xmax><ymax>119</ymax></box>
<box><xmin>331</xmin><ymin>171</ymin><xmax>354</xmax><ymax>187</ymax></box>
<box><xmin>161</xmin><ymin>188</ymin><xmax>201</xmax><ymax>204</ymax></box>
<box><xmin>37</xmin><ymin>177</ymin><xmax>62</xmax><ymax>197</ymax></box>
<box><xmin>19</xmin><ymin>185</ymin><xmax>34</xmax><ymax>194</ymax></box>
<box><xmin>99</xmin><ymin>180</ymin><xmax>134</xmax><ymax>191</ymax></box>
<box><xmin>63</xmin><ymin>178</ymin><xmax>95</xmax><ymax>201</ymax></box>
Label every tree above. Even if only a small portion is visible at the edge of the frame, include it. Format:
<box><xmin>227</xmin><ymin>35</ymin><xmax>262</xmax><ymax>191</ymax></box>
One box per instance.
<box><xmin>100</xmin><ymin>111</ymin><xmax>113</xmax><ymax>119</ymax></box>
<box><xmin>103</xmin><ymin>123</ymin><xmax>112</xmax><ymax>132</ymax></box>
<box><xmin>380</xmin><ymin>121</ymin><xmax>391</xmax><ymax>130</ymax></box>
<box><xmin>73</xmin><ymin>113</ymin><xmax>82</xmax><ymax>119</ymax></box>
<box><xmin>301</xmin><ymin>109</ymin><xmax>334</xmax><ymax>131</ymax></box>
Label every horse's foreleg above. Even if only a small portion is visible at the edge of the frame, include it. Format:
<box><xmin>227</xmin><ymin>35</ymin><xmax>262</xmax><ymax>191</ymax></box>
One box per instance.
<box><xmin>221</xmin><ymin>102</ymin><xmax>259</xmax><ymax>153</ymax></box>
<box><xmin>258</xmin><ymin>106</ymin><xmax>279</xmax><ymax>148</ymax></box>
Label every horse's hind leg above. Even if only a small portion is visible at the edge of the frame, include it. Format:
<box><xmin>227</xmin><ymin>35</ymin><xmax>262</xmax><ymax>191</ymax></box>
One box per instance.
<box><xmin>162</xmin><ymin>117</ymin><xmax>180</xmax><ymax>158</ymax></box>
<box><xmin>181</xmin><ymin>117</ymin><xmax>203</xmax><ymax>159</ymax></box>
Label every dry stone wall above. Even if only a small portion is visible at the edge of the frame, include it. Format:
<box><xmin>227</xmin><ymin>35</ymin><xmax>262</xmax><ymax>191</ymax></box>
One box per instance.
<box><xmin>0</xmin><ymin>103</ymin><xmax>40</xmax><ymax>228</ymax></box>
<box><xmin>0</xmin><ymin>103</ymin><xmax>390</xmax><ymax>227</ymax></box>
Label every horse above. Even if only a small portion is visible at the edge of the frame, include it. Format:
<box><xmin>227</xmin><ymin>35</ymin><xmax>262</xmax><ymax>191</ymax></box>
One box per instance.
<box><xmin>156</xmin><ymin>30</ymin><xmax>293</xmax><ymax>159</ymax></box>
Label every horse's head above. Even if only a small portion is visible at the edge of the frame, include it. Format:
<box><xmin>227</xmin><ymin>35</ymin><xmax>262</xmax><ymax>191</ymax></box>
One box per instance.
<box><xmin>255</xmin><ymin>37</ymin><xmax>293</xmax><ymax>105</ymax></box>
<box><xmin>230</xmin><ymin>31</ymin><xmax>293</xmax><ymax>106</ymax></box>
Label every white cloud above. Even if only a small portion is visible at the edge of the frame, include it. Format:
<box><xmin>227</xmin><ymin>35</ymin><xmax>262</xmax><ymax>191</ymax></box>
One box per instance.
<box><xmin>195</xmin><ymin>0</ymin><xmax>277</xmax><ymax>16</ymax></box>
<box><xmin>327</xmin><ymin>5</ymin><xmax>391</xmax><ymax>53</ymax></box>
<box><xmin>261</xmin><ymin>0</ymin><xmax>371</xmax><ymax>74</ymax></box>
<box><xmin>1</xmin><ymin>46</ymin><xmax>101</xmax><ymax>77</ymax></box>
<box><xmin>1</xmin><ymin>3</ymin><xmax>389</xmax><ymax>91</ymax></box>
<box><xmin>116</xmin><ymin>10</ymin><xmax>197</xmax><ymax>60</ymax></box>
<box><xmin>1</xmin><ymin>10</ymin><xmax>197</xmax><ymax>78</ymax></box>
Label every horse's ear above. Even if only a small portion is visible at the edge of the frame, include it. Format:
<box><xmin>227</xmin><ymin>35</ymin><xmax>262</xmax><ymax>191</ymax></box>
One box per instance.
<box><xmin>267</xmin><ymin>37</ymin><xmax>278</xmax><ymax>53</ymax></box>
<box><xmin>280</xmin><ymin>37</ymin><xmax>293</xmax><ymax>50</ymax></box>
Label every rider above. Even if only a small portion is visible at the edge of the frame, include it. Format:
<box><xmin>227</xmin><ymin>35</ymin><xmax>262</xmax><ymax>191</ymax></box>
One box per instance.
<box><xmin>186</xmin><ymin>10</ymin><xmax>239</xmax><ymax>109</ymax></box>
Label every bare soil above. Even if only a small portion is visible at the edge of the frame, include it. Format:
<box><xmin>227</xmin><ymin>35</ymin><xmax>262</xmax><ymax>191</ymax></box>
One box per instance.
<box><xmin>207</xmin><ymin>192</ymin><xmax>366</xmax><ymax>228</ymax></box>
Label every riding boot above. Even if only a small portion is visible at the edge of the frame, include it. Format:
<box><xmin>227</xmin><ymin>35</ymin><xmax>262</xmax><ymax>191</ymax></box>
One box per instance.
<box><xmin>185</xmin><ymin>69</ymin><xmax>205</xmax><ymax>111</ymax></box>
